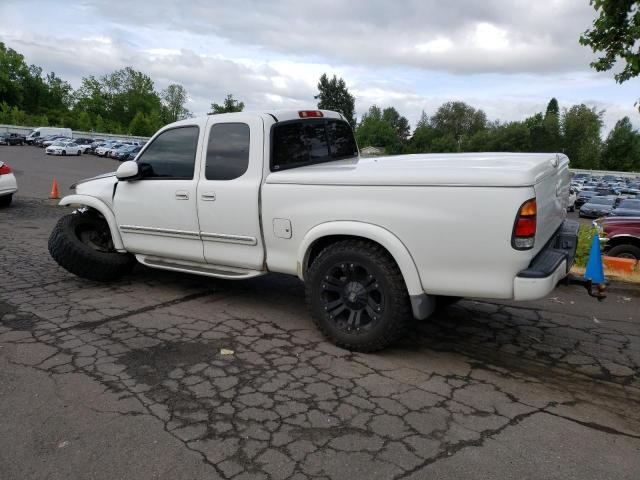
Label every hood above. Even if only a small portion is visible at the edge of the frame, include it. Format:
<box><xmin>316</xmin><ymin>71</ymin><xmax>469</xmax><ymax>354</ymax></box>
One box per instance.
<box><xmin>266</xmin><ymin>152</ymin><xmax>567</xmax><ymax>187</ymax></box>
<box><xmin>611</xmin><ymin>208</ymin><xmax>640</xmax><ymax>216</ymax></box>
<box><xmin>71</xmin><ymin>171</ymin><xmax>116</xmax><ymax>189</ymax></box>
<box><xmin>582</xmin><ymin>203</ymin><xmax>613</xmax><ymax>211</ymax></box>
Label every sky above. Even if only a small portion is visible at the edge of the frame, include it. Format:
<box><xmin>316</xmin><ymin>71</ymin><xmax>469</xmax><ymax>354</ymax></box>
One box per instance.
<box><xmin>0</xmin><ymin>0</ymin><xmax>638</xmax><ymax>133</ymax></box>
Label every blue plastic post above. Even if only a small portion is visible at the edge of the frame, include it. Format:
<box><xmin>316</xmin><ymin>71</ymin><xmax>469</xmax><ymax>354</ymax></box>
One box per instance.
<box><xmin>584</xmin><ymin>233</ymin><xmax>605</xmax><ymax>285</ymax></box>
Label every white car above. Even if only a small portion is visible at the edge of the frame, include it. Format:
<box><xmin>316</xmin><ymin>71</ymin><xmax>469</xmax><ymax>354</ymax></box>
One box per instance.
<box><xmin>49</xmin><ymin>109</ymin><xmax>577</xmax><ymax>351</ymax></box>
<box><xmin>46</xmin><ymin>141</ymin><xmax>82</xmax><ymax>156</ymax></box>
<box><xmin>95</xmin><ymin>143</ymin><xmax>119</xmax><ymax>156</ymax></box>
<box><xmin>74</xmin><ymin>140</ymin><xmax>94</xmax><ymax>153</ymax></box>
<box><xmin>567</xmin><ymin>187</ymin><xmax>577</xmax><ymax>212</ymax></box>
<box><xmin>0</xmin><ymin>161</ymin><xmax>18</xmax><ymax>207</ymax></box>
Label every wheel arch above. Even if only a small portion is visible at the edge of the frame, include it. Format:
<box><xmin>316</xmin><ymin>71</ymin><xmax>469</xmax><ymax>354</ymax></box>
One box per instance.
<box><xmin>58</xmin><ymin>194</ymin><xmax>124</xmax><ymax>251</ymax></box>
<box><xmin>297</xmin><ymin>221</ymin><xmax>424</xmax><ymax>297</ymax></box>
<box><xmin>607</xmin><ymin>234</ymin><xmax>640</xmax><ymax>251</ymax></box>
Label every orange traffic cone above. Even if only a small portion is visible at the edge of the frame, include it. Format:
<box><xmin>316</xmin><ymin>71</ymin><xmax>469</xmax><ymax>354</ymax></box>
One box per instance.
<box><xmin>50</xmin><ymin>178</ymin><xmax>59</xmax><ymax>199</ymax></box>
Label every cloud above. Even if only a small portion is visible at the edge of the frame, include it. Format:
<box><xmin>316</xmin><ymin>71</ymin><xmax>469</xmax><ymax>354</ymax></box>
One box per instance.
<box><xmin>0</xmin><ymin>0</ymin><xmax>638</xmax><ymax>135</ymax></box>
<box><xmin>81</xmin><ymin>0</ymin><xmax>598</xmax><ymax>74</ymax></box>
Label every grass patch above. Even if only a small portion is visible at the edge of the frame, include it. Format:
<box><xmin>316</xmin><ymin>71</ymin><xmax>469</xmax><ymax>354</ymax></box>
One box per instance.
<box><xmin>574</xmin><ymin>224</ymin><xmax>602</xmax><ymax>268</ymax></box>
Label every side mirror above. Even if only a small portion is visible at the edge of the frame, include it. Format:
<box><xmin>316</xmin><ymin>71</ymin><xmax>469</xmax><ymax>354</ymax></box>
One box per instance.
<box><xmin>116</xmin><ymin>161</ymin><xmax>139</xmax><ymax>180</ymax></box>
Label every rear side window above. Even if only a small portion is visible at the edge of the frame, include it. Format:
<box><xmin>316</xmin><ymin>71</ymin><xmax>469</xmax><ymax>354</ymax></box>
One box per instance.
<box><xmin>136</xmin><ymin>126</ymin><xmax>199</xmax><ymax>179</ymax></box>
<box><xmin>271</xmin><ymin>119</ymin><xmax>357</xmax><ymax>171</ymax></box>
<box><xmin>205</xmin><ymin>123</ymin><xmax>250</xmax><ymax>180</ymax></box>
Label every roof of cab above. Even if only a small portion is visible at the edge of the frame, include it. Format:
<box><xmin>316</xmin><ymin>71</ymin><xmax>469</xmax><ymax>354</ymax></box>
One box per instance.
<box><xmin>161</xmin><ymin>109</ymin><xmax>345</xmax><ymax>131</ymax></box>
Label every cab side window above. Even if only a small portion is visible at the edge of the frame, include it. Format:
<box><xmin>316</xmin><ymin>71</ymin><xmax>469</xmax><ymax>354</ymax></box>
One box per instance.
<box><xmin>137</xmin><ymin>126</ymin><xmax>199</xmax><ymax>179</ymax></box>
<box><xmin>205</xmin><ymin>123</ymin><xmax>250</xmax><ymax>180</ymax></box>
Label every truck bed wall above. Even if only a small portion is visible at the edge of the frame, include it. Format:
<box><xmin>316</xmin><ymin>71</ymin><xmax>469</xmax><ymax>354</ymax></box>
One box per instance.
<box><xmin>262</xmin><ymin>184</ymin><xmax>540</xmax><ymax>299</ymax></box>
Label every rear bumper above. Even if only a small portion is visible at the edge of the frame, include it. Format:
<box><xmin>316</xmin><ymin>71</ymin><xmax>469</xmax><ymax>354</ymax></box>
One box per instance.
<box><xmin>513</xmin><ymin>220</ymin><xmax>579</xmax><ymax>301</ymax></box>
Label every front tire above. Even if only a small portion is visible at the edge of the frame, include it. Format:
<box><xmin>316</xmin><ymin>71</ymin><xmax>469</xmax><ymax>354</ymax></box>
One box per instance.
<box><xmin>306</xmin><ymin>240</ymin><xmax>412</xmax><ymax>352</ymax></box>
<box><xmin>48</xmin><ymin>211</ymin><xmax>135</xmax><ymax>281</ymax></box>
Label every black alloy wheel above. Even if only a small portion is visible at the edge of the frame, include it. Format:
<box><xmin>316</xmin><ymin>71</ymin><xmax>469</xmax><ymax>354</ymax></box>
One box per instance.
<box><xmin>320</xmin><ymin>261</ymin><xmax>385</xmax><ymax>333</ymax></box>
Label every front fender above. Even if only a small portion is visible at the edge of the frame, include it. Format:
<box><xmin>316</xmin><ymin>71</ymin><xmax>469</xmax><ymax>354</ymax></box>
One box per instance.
<box><xmin>58</xmin><ymin>194</ymin><xmax>125</xmax><ymax>251</ymax></box>
<box><xmin>297</xmin><ymin>221</ymin><xmax>424</xmax><ymax>296</ymax></box>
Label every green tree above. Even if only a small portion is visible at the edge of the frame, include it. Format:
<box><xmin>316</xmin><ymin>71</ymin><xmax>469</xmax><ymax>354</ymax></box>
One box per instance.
<box><xmin>580</xmin><ymin>0</ymin><xmax>640</xmax><ymax>83</ymax></box>
<box><xmin>430</xmin><ymin>101</ymin><xmax>487</xmax><ymax>150</ymax></box>
<box><xmin>543</xmin><ymin>98</ymin><xmax>561</xmax><ymax>151</ymax></box>
<box><xmin>382</xmin><ymin>107</ymin><xmax>410</xmax><ymax>145</ymax></box>
<box><xmin>562</xmin><ymin>104</ymin><xmax>603</xmax><ymax>168</ymax></box>
<box><xmin>601</xmin><ymin>116</ymin><xmax>640</xmax><ymax>171</ymax></box>
<box><xmin>408</xmin><ymin>111</ymin><xmax>437</xmax><ymax>153</ymax></box>
<box><xmin>210</xmin><ymin>94</ymin><xmax>244</xmax><ymax>114</ymax></box>
<box><xmin>355</xmin><ymin>105</ymin><xmax>402</xmax><ymax>153</ymax></box>
<box><xmin>0</xmin><ymin>42</ymin><xmax>30</xmax><ymax>108</ymax></box>
<box><xmin>129</xmin><ymin>111</ymin><xmax>155</xmax><ymax>136</ymax></box>
<box><xmin>75</xmin><ymin>111</ymin><xmax>92</xmax><ymax>131</ymax></box>
<box><xmin>314</xmin><ymin>73</ymin><xmax>356</xmax><ymax>126</ymax></box>
<box><xmin>161</xmin><ymin>83</ymin><xmax>190</xmax><ymax>123</ymax></box>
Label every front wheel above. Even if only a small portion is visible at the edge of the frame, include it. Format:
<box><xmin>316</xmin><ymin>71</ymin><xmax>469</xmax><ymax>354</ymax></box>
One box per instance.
<box><xmin>48</xmin><ymin>211</ymin><xmax>136</xmax><ymax>281</ymax></box>
<box><xmin>305</xmin><ymin>240</ymin><xmax>412</xmax><ymax>352</ymax></box>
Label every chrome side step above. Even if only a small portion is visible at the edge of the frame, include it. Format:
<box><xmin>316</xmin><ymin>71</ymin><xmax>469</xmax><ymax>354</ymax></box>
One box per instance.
<box><xmin>136</xmin><ymin>255</ymin><xmax>265</xmax><ymax>280</ymax></box>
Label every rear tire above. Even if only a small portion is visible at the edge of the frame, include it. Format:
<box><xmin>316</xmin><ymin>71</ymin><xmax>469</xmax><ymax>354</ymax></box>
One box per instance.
<box><xmin>0</xmin><ymin>194</ymin><xmax>12</xmax><ymax>207</ymax></box>
<box><xmin>305</xmin><ymin>239</ymin><xmax>412</xmax><ymax>352</ymax></box>
<box><xmin>607</xmin><ymin>244</ymin><xmax>640</xmax><ymax>261</ymax></box>
<box><xmin>77</xmin><ymin>149</ymin><xmax>81</xmax><ymax>156</ymax></box>
<box><xmin>62</xmin><ymin>150</ymin><xmax>66</xmax><ymax>156</ymax></box>
<box><xmin>48</xmin><ymin>211</ymin><xmax>135</xmax><ymax>281</ymax></box>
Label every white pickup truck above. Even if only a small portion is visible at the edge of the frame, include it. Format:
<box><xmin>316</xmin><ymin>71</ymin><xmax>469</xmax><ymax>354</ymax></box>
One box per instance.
<box><xmin>49</xmin><ymin>109</ymin><xmax>578</xmax><ymax>351</ymax></box>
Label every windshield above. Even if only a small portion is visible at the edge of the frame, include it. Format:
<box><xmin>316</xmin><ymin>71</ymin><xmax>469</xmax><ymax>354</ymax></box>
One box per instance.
<box><xmin>619</xmin><ymin>199</ymin><xmax>640</xmax><ymax>208</ymax></box>
<box><xmin>589</xmin><ymin>197</ymin><xmax>614</xmax><ymax>205</ymax></box>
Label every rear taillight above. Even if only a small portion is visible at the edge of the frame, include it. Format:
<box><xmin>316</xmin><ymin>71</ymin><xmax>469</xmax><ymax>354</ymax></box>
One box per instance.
<box><xmin>299</xmin><ymin>110</ymin><xmax>323</xmax><ymax>118</ymax></box>
<box><xmin>0</xmin><ymin>162</ymin><xmax>11</xmax><ymax>175</ymax></box>
<box><xmin>512</xmin><ymin>198</ymin><xmax>537</xmax><ymax>250</ymax></box>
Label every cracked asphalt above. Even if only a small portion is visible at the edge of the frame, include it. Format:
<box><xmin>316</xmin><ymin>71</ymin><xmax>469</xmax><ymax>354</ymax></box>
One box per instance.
<box><xmin>1</xmin><ymin>148</ymin><xmax>640</xmax><ymax>479</ymax></box>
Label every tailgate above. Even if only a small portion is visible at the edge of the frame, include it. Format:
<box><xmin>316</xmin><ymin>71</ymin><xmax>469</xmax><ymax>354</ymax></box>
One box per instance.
<box><xmin>533</xmin><ymin>154</ymin><xmax>571</xmax><ymax>254</ymax></box>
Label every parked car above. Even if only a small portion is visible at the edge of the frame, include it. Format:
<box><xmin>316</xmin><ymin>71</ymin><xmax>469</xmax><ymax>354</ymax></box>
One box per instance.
<box><xmin>42</xmin><ymin>136</ymin><xmax>71</xmax><ymax>148</ymax></box>
<box><xmin>598</xmin><ymin>216</ymin><xmax>640</xmax><ymax>260</ymax></box>
<box><xmin>575</xmin><ymin>190</ymin><xmax>597</xmax><ymax>209</ymax></box>
<box><xmin>73</xmin><ymin>139</ymin><xmax>94</xmax><ymax>153</ymax></box>
<box><xmin>26</xmin><ymin>127</ymin><xmax>72</xmax><ymax>145</ymax></box>
<box><xmin>120</xmin><ymin>145</ymin><xmax>142</xmax><ymax>161</ymax></box>
<box><xmin>610</xmin><ymin>199</ymin><xmax>640</xmax><ymax>217</ymax></box>
<box><xmin>49</xmin><ymin>110</ymin><xmax>579</xmax><ymax>351</ymax></box>
<box><xmin>105</xmin><ymin>143</ymin><xmax>128</xmax><ymax>157</ymax></box>
<box><xmin>111</xmin><ymin>144</ymin><xmax>139</xmax><ymax>161</ymax></box>
<box><xmin>0</xmin><ymin>161</ymin><xmax>18</xmax><ymax>207</ymax></box>
<box><xmin>579</xmin><ymin>196</ymin><xmax>616</xmax><ymax>218</ymax></box>
<box><xmin>95</xmin><ymin>141</ymin><xmax>121</xmax><ymax>156</ymax></box>
<box><xmin>567</xmin><ymin>187</ymin><xmax>577</xmax><ymax>212</ymax></box>
<box><xmin>0</xmin><ymin>132</ymin><xmax>26</xmax><ymax>145</ymax></box>
<box><xmin>46</xmin><ymin>140</ymin><xmax>82</xmax><ymax>156</ymax></box>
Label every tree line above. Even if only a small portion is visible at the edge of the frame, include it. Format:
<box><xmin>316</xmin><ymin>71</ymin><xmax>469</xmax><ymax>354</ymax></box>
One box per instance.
<box><xmin>1</xmin><ymin>41</ymin><xmax>638</xmax><ymax>171</ymax></box>
<box><xmin>316</xmin><ymin>74</ymin><xmax>639</xmax><ymax>172</ymax></box>
<box><xmin>0</xmin><ymin>42</ymin><xmax>241</xmax><ymax>136</ymax></box>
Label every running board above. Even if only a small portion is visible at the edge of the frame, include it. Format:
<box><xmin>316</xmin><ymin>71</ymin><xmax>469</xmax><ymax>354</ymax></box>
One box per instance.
<box><xmin>136</xmin><ymin>255</ymin><xmax>265</xmax><ymax>280</ymax></box>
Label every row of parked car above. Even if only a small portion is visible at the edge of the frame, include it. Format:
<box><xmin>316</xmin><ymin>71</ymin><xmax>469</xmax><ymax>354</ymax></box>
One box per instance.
<box><xmin>30</xmin><ymin>134</ymin><xmax>145</xmax><ymax>162</ymax></box>
<box><xmin>570</xmin><ymin>173</ymin><xmax>640</xmax><ymax>218</ymax></box>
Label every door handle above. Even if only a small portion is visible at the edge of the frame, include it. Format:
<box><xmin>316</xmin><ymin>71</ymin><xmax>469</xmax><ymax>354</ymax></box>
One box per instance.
<box><xmin>175</xmin><ymin>190</ymin><xmax>189</xmax><ymax>200</ymax></box>
<box><xmin>201</xmin><ymin>192</ymin><xmax>216</xmax><ymax>201</ymax></box>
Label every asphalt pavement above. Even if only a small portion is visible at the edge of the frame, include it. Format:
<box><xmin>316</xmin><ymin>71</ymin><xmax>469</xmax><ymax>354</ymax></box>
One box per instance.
<box><xmin>1</xmin><ymin>146</ymin><xmax>639</xmax><ymax>480</ymax></box>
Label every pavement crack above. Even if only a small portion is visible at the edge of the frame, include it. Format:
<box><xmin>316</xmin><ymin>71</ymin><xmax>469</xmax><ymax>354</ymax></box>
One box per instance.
<box><xmin>542</xmin><ymin>410</ymin><xmax>640</xmax><ymax>440</ymax></box>
<box><xmin>59</xmin><ymin>290</ymin><xmax>220</xmax><ymax>331</ymax></box>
